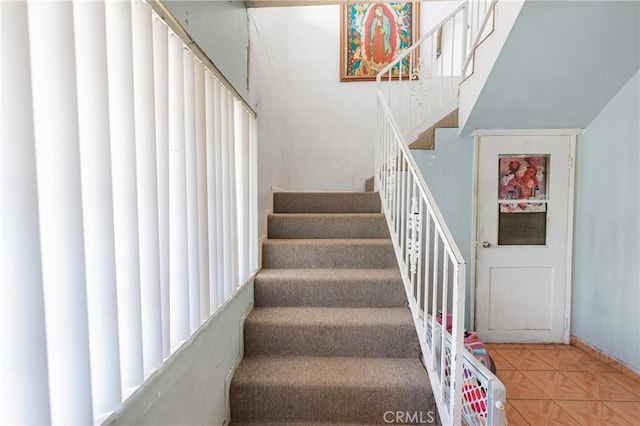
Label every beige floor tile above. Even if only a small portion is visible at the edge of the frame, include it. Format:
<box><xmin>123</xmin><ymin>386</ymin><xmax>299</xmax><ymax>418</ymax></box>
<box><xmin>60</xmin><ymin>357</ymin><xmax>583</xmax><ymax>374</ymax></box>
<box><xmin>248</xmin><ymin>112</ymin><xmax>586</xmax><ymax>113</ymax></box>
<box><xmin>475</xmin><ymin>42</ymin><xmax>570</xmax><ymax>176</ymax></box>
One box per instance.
<box><xmin>522</xmin><ymin>371</ymin><xmax>594</xmax><ymax>400</ymax></box>
<box><xmin>506</xmin><ymin>402</ymin><xmax>530</xmax><ymax>426</ymax></box>
<box><xmin>510</xmin><ymin>400</ymin><xmax>580</xmax><ymax>425</ymax></box>
<box><xmin>603</xmin><ymin>401</ymin><xmax>640</xmax><ymax>425</ymax></box>
<box><xmin>531</xmin><ymin>348</ymin><xmax>602</xmax><ymax>370</ymax></box>
<box><xmin>560</xmin><ymin>371</ymin><xmax>639</xmax><ymax>401</ymax></box>
<box><xmin>486</xmin><ymin>343</ymin><xmax>530</xmax><ymax>349</ymax></box>
<box><xmin>498</xmin><ymin>370</ymin><xmax>548</xmax><ymax>399</ymax></box>
<box><xmin>519</xmin><ymin>344</ymin><xmax>576</xmax><ymax>351</ymax></box>
<box><xmin>496</xmin><ymin>349</ymin><xmax>555</xmax><ymax>371</ymax></box>
<box><xmin>600</xmin><ymin>372</ymin><xmax>640</xmax><ymax>398</ymax></box>
<box><xmin>556</xmin><ymin>400</ymin><xmax>632</xmax><ymax>425</ymax></box>
<box><xmin>492</xmin><ymin>352</ymin><xmax>516</xmax><ymax>371</ymax></box>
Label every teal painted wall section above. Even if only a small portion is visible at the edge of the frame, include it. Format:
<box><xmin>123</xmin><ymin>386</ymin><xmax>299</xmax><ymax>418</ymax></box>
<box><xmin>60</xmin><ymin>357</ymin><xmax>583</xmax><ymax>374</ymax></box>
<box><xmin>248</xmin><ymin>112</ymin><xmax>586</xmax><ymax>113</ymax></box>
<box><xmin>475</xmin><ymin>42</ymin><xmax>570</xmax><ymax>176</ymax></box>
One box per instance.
<box><xmin>572</xmin><ymin>71</ymin><xmax>640</xmax><ymax>371</ymax></box>
<box><xmin>462</xmin><ymin>1</ymin><xmax>640</xmax><ymax>134</ymax></box>
<box><xmin>105</xmin><ymin>282</ymin><xmax>254</xmax><ymax>425</ymax></box>
<box><xmin>164</xmin><ymin>1</ymin><xmax>249</xmax><ymax>101</ymax></box>
<box><xmin>412</xmin><ymin>129</ymin><xmax>475</xmax><ymax>326</ymax></box>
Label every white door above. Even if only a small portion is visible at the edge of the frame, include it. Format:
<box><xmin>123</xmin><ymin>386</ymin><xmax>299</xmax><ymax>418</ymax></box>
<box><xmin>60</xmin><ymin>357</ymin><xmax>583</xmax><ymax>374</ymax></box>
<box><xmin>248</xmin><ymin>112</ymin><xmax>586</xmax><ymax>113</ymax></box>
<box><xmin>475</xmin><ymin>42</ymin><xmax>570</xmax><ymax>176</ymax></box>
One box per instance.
<box><xmin>475</xmin><ymin>133</ymin><xmax>576</xmax><ymax>343</ymax></box>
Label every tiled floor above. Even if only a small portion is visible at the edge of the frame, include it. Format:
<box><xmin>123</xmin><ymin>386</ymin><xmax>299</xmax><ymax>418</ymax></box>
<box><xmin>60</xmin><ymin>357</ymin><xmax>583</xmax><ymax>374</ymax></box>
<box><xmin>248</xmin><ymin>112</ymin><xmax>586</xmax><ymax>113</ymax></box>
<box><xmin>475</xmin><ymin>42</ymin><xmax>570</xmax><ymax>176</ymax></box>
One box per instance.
<box><xmin>486</xmin><ymin>344</ymin><xmax>640</xmax><ymax>425</ymax></box>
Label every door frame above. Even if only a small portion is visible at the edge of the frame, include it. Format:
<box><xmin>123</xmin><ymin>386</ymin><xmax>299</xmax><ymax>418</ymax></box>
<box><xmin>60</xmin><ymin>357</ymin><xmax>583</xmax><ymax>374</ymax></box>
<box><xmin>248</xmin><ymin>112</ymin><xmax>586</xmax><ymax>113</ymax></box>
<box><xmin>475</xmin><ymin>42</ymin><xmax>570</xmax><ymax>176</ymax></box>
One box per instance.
<box><xmin>469</xmin><ymin>129</ymin><xmax>582</xmax><ymax>343</ymax></box>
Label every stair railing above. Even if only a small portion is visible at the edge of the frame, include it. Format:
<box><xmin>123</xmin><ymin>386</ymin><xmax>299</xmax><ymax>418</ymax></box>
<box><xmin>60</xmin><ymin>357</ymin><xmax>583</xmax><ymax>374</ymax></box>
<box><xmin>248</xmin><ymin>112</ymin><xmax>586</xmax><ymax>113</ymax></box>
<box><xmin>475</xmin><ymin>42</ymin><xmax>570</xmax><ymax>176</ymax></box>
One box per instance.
<box><xmin>374</xmin><ymin>1</ymin><xmax>505</xmax><ymax>425</ymax></box>
<box><xmin>377</xmin><ymin>0</ymin><xmax>497</xmax><ymax>143</ymax></box>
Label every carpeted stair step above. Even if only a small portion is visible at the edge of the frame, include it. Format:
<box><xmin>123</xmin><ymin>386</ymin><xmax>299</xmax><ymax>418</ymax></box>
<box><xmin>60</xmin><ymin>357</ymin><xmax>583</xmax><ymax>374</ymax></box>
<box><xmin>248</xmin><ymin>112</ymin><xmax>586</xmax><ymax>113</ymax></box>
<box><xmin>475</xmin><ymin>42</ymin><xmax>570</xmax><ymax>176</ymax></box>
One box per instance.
<box><xmin>244</xmin><ymin>307</ymin><xmax>420</xmax><ymax>358</ymax></box>
<box><xmin>254</xmin><ymin>268</ymin><xmax>406</xmax><ymax>308</ymax></box>
<box><xmin>262</xmin><ymin>239</ymin><xmax>396</xmax><ymax>269</ymax></box>
<box><xmin>268</xmin><ymin>213</ymin><xmax>389</xmax><ymax>239</ymax></box>
<box><xmin>274</xmin><ymin>191</ymin><xmax>381</xmax><ymax>214</ymax></box>
<box><xmin>230</xmin><ymin>356</ymin><xmax>434</xmax><ymax>424</ymax></box>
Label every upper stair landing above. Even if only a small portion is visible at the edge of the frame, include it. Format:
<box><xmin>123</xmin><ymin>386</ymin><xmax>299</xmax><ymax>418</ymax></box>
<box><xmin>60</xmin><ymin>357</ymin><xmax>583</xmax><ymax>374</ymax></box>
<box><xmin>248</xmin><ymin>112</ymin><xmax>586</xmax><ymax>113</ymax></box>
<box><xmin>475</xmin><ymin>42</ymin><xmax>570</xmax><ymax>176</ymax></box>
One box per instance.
<box><xmin>460</xmin><ymin>0</ymin><xmax>640</xmax><ymax>134</ymax></box>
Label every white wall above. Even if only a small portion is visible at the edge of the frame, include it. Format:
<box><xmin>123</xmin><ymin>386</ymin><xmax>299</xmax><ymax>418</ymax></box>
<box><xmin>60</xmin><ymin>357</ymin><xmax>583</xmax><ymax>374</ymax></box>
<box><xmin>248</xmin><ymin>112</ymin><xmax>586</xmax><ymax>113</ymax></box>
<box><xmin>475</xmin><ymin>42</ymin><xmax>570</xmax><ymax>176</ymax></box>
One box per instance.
<box><xmin>249</xmin><ymin>5</ymin><xmax>376</xmax><ymax>194</ymax></box>
<box><xmin>248</xmin><ymin>2</ymin><xmax>461</xmax><ymax>241</ymax></box>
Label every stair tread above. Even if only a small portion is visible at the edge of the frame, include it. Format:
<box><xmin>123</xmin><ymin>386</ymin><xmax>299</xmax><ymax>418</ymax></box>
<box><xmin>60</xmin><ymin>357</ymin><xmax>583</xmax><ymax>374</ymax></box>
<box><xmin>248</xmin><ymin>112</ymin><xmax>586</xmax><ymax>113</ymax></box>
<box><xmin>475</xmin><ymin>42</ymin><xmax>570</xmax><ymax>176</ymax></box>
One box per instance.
<box><xmin>269</xmin><ymin>213</ymin><xmax>384</xmax><ymax>217</ymax></box>
<box><xmin>256</xmin><ymin>268</ymin><xmax>401</xmax><ymax>281</ymax></box>
<box><xmin>274</xmin><ymin>192</ymin><xmax>381</xmax><ymax>213</ymax></box>
<box><xmin>263</xmin><ymin>238</ymin><xmax>392</xmax><ymax>245</ymax></box>
<box><xmin>247</xmin><ymin>307</ymin><xmax>413</xmax><ymax>326</ymax></box>
<box><xmin>232</xmin><ymin>356</ymin><xmax>429</xmax><ymax>388</ymax></box>
<box><xmin>254</xmin><ymin>269</ymin><xmax>406</xmax><ymax>308</ymax></box>
<box><xmin>268</xmin><ymin>213</ymin><xmax>389</xmax><ymax>239</ymax></box>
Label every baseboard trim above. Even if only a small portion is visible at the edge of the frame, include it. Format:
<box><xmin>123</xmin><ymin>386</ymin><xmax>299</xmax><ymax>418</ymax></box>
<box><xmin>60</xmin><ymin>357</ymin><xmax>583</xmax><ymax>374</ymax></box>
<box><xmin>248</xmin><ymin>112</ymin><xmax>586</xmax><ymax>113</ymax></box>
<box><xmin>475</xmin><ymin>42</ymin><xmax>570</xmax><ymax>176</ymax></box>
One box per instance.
<box><xmin>570</xmin><ymin>336</ymin><xmax>640</xmax><ymax>380</ymax></box>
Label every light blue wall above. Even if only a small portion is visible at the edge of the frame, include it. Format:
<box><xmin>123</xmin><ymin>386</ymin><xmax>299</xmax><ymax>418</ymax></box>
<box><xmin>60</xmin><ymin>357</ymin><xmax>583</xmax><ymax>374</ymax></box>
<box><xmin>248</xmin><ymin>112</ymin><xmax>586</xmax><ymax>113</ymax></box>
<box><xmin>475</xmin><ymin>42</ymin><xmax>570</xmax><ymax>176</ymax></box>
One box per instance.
<box><xmin>105</xmin><ymin>282</ymin><xmax>254</xmax><ymax>425</ymax></box>
<box><xmin>462</xmin><ymin>1</ymin><xmax>640</xmax><ymax>134</ymax></box>
<box><xmin>412</xmin><ymin>129</ymin><xmax>475</xmax><ymax>326</ymax></box>
<box><xmin>163</xmin><ymin>1</ymin><xmax>250</xmax><ymax>101</ymax></box>
<box><xmin>572</xmin><ymin>71</ymin><xmax>640</xmax><ymax>371</ymax></box>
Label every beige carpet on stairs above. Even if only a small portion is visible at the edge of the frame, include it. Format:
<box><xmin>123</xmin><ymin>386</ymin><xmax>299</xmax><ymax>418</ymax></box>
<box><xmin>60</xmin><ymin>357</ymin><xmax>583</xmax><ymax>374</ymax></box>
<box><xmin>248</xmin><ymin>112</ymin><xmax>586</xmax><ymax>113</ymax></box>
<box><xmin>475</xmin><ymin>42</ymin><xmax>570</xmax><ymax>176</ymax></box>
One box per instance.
<box><xmin>229</xmin><ymin>191</ymin><xmax>436</xmax><ymax>425</ymax></box>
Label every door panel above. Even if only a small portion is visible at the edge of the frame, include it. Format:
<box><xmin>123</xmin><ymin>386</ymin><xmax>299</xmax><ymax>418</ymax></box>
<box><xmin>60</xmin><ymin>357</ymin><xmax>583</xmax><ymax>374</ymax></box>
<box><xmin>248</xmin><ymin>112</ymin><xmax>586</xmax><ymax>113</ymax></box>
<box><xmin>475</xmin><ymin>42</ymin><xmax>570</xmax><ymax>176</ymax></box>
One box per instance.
<box><xmin>476</xmin><ymin>134</ymin><xmax>574</xmax><ymax>343</ymax></box>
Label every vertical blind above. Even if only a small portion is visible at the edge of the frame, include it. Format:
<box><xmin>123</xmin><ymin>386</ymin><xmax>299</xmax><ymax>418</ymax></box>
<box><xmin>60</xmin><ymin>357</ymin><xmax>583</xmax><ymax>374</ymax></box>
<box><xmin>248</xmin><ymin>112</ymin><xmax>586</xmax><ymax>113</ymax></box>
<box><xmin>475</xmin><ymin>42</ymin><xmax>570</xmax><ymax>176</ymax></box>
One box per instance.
<box><xmin>0</xmin><ymin>0</ymin><xmax>258</xmax><ymax>423</ymax></box>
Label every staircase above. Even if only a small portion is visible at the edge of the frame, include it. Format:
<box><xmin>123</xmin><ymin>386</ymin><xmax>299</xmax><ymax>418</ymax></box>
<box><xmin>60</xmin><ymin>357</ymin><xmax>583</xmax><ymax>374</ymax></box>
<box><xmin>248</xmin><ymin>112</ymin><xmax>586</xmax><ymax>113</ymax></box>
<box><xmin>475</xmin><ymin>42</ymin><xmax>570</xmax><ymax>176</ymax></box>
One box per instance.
<box><xmin>230</xmin><ymin>191</ymin><xmax>435</xmax><ymax>424</ymax></box>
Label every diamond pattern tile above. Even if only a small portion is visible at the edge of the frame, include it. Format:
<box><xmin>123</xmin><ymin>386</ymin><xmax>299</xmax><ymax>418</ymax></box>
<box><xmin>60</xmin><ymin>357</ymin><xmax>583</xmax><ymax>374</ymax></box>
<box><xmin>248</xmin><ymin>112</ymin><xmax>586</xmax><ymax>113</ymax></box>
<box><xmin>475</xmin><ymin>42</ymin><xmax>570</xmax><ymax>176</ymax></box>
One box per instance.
<box><xmin>506</xmin><ymin>402</ymin><xmax>529</xmax><ymax>426</ymax></box>
<box><xmin>498</xmin><ymin>370</ymin><xmax>548</xmax><ymax>399</ymax></box>
<box><xmin>522</xmin><ymin>371</ymin><xmax>594</xmax><ymax>400</ymax></box>
<box><xmin>561</xmin><ymin>371</ymin><xmax>640</xmax><ymax>401</ymax></box>
<box><xmin>556</xmin><ymin>401</ymin><xmax>632</xmax><ymax>425</ymax></box>
<box><xmin>497</xmin><ymin>344</ymin><xmax>640</xmax><ymax>423</ymax></box>
<box><xmin>510</xmin><ymin>399</ymin><xmax>580</xmax><ymax>425</ymax></box>
<box><xmin>603</xmin><ymin>402</ymin><xmax>640</xmax><ymax>425</ymax></box>
<box><xmin>496</xmin><ymin>349</ymin><xmax>555</xmax><ymax>370</ymax></box>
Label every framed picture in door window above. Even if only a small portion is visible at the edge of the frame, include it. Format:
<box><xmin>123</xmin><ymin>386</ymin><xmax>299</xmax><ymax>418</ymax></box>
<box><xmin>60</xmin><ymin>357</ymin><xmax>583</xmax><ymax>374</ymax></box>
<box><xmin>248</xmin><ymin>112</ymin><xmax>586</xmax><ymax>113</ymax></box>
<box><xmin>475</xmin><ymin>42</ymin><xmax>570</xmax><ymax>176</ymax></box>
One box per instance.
<box><xmin>498</xmin><ymin>155</ymin><xmax>548</xmax><ymax>213</ymax></box>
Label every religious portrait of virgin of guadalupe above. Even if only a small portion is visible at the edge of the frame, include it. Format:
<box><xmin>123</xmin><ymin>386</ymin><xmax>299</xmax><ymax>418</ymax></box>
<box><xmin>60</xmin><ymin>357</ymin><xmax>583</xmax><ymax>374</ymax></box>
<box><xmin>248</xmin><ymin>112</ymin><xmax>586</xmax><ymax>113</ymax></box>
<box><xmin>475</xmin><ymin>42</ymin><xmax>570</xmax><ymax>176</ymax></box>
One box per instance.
<box><xmin>341</xmin><ymin>2</ymin><xmax>419</xmax><ymax>81</ymax></box>
<box><xmin>370</xmin><ymin>6</ymin><xmax>393</xmax><ymax>65</ymax></box>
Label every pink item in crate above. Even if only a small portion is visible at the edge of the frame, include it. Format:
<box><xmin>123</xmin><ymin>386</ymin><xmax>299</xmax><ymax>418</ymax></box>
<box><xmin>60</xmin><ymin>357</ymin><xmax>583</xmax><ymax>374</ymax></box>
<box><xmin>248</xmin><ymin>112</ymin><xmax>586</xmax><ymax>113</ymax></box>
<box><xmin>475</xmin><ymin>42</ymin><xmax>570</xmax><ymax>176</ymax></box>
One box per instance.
<box><xmin>436</xmin><ymin>313</ymin><xmax>496</xmax><ymax>374</ymax></box>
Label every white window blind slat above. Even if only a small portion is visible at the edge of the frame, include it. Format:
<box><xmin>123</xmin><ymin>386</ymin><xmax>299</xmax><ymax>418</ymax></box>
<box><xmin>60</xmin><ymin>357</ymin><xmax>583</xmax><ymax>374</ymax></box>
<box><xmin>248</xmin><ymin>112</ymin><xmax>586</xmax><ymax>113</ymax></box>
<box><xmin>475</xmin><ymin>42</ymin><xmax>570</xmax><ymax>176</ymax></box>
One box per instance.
<box><xmin>132</xmin><ymin>0</ymin><xmax>163</xmax><ymax>375</ymax></box>
<box><xmin>205</xmin><ymin>71</ymin><xmax>220</xmax><ymax>313</ymax></box>
<box><xmin>72</xmin><ymin>0</ymin><xmax>123</xmax><ymax>416</ymax></box>
<box><xmin>168</xmin><ymin>33</ymin><xmax>190</xmax><ymax>349</ymax></box>
<box><xmin>227</xmin><ymin>96</ymin><xmax>239</xmax><ymax>295</ymax></box>
<box><xmin>183</xmin><ymin>50</ymin><xmax>201</xmax><ymax>333</ymax></box>
<box><xmin>195</xmin><ymin>59</ymin><xmax>211</xmax><ymax>322</ymax></box>
<box><xmin>219</xmin><ymin>88</ymin><xmax>232</xmax><ymax>300</ymax></box>
<box><xmin>213</xmin><ymin>80</ymin><xmax>226</xmax><ymax>307</ymax></box>
<box><xmin>250</xmin><ymin>115</ymin><xmax>259</xmax><ymax>273</ymax></box>
<box><xmin>151</xmin><ymin>15</ymin><xmax>171</xmax><ymax>360</ymax></box>
<box><xmin>105</xmin><ymin>0</ymin><xmax>145</xmax><ymax>395</ymax></box>
<box><xmin>27</xmin><ymin>0</ymin><xmax>94</xmax><ymax>422</ymax></box>
<box><xmin>0</xmin><ymin>3</ymin><xmax>51</xmax><ymax>423</ymax></box>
